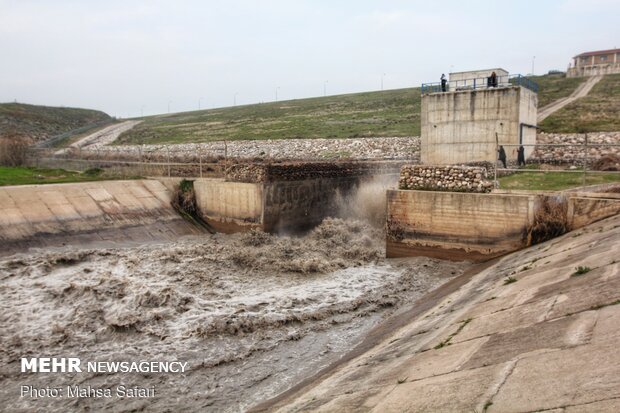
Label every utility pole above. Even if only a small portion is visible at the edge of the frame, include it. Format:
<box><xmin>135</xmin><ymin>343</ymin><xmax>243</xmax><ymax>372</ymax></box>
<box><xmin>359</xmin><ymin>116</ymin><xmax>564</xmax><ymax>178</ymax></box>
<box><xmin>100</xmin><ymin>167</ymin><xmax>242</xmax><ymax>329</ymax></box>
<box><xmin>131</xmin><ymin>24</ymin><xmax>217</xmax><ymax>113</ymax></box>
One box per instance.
<box><xmin>275</xmin><ymin>86</ymin><xmax>280</xmax><ymax>102</ymax></box>
<box><xmin>323</xmin><ymin>80</ymin><xmax>328</xmax><ymax>97</ymax></box>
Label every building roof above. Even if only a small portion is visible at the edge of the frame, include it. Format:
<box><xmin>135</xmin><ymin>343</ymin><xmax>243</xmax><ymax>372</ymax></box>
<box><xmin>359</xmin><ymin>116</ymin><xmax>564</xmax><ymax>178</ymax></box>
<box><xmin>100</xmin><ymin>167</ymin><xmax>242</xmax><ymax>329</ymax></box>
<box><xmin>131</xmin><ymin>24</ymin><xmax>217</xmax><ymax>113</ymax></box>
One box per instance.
<box><xmin>449</xmin><ymin>68</ymin><xmax>508</xmax><ymax>75</ymax></box>
<box><xmin>574</xmin><ymin>48</ymin><xmax>620</xmax><ymax>58</ymax></box>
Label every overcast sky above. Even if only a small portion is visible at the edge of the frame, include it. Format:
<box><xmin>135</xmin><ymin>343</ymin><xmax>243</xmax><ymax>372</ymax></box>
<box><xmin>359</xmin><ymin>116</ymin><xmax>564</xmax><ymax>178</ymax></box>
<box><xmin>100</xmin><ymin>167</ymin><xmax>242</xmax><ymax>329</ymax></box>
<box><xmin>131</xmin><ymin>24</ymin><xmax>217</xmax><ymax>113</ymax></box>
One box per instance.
<box><xmin>1</xmin><ymin>0</ymin><xmax>619</xmax><ymax>117</ymax></box>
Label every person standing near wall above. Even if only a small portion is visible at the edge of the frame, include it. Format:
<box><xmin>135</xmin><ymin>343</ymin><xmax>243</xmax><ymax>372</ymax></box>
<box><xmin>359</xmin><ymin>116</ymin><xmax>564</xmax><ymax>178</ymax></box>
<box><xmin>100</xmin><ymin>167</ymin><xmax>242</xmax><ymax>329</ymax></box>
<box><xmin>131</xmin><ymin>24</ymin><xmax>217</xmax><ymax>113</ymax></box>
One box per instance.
<box><xmin>441</xmin><ymin>74</ymin><xmax>447</xmax><ymax>92</ymax></box>
<box><xmin>498</xmin><ymin>145</ymin><xmax>507</xmax><ymax>168</ymax></box>
<box><xmin>517</xmin><ymin>145</ymin><xmax>525</xmax><ymax>166</ymax></box>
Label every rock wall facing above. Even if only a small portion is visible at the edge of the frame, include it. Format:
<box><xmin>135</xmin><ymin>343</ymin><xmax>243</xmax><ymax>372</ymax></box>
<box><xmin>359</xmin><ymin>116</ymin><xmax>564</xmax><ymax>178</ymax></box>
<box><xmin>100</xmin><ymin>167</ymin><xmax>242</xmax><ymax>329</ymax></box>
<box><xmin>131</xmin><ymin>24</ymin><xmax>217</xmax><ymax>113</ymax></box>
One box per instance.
<box><xmin>398</xmin><ymin>165</ymin><xmax>493</xmax><ymax>193</ymax></box>
<box><xmin>226</xmin><ymin>161</ymin><xmax>404</xmax><ymax>183</ymax></box>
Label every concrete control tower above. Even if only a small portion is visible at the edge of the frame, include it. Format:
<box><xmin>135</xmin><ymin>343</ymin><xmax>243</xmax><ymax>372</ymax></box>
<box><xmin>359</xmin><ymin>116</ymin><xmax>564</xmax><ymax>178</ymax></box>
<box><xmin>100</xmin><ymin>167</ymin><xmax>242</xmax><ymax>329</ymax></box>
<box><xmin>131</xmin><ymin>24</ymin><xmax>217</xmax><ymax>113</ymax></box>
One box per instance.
<box><xmin>420</xmin><ymin>69</ymin><xmax>538</xmax><ymax>165</ymax></box>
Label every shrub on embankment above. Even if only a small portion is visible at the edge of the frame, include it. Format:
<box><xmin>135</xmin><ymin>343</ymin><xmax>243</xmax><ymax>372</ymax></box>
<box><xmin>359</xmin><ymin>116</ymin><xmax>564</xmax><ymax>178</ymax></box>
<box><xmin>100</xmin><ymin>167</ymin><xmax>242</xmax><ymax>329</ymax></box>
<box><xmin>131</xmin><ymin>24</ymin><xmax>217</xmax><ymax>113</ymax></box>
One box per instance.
<box><xmin>171</xmin><ymin>179</ymin><xmax>214</xmax><ymax>232</ymax></box>
<box><xmin>0</xmin><ymin>134</ymin><xmax>31</xmax><ymax>166</ymax></box>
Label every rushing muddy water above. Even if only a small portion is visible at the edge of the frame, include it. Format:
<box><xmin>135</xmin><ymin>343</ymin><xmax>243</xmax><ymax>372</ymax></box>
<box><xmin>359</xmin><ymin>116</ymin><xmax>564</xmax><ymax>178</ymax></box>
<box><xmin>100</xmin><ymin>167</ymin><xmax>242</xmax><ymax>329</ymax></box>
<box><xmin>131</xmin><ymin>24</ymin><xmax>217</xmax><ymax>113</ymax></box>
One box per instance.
<box><xmin>0</xmin><ymin>218</ymin><xmax>465</xmax><ymax>412</ymax></box>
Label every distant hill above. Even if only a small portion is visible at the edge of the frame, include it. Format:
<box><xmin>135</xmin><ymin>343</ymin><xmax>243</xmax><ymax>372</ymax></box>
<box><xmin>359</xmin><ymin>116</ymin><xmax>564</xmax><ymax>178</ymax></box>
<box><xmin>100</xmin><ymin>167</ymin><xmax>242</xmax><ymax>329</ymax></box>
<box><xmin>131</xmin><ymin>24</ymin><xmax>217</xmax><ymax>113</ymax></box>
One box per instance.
<box><xmin>115</xmin><ymin>73</ymin><xmax>619</xmax><ymax>145</ymax></box>
<box><xmin>0</xmin><ymin>103</ymin><xmax>112</xmax><ymax>143</ymax></box>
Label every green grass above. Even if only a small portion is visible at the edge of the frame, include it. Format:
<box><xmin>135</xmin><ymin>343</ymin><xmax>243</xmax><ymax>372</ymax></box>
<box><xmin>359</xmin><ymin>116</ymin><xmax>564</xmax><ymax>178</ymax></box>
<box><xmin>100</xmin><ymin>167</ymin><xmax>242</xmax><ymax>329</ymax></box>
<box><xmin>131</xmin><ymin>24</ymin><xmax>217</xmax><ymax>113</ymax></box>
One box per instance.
<box><xmin>115</xmin><ymin>73</ymin><xmax>604</xmax><ymax>145</ymax></box>
<box><xmin>572</xmin><ymin>266</ymin><xmax>592</xmax><ymax>276</ymax></box>
<box><xmin>540</xmin><ymin>73</ymin><xmax>620</xmax><ymax>133</ymax></box>
<box><xmin>530</xmin><ymin>74</ymin><xmax>587</xmax><ymax>108</ymax></box>
<box><xmin>116</xmin><ymin>88</ymin><xmax>422</xmax><ymax>144</ymax></box>
<box><xmin>0</xmin><ymin>166</ymin><xmax>134</xmax><ymax>186</ymax></box>
<box><xmin>433</xmin><ymin>318</ymin><xmax>472</xmax><ymax>350</ymax></box>
<box><xmin>498</xmin><ymin>165</ymin><xmax>620</xmax><ymax>191</ymax></box>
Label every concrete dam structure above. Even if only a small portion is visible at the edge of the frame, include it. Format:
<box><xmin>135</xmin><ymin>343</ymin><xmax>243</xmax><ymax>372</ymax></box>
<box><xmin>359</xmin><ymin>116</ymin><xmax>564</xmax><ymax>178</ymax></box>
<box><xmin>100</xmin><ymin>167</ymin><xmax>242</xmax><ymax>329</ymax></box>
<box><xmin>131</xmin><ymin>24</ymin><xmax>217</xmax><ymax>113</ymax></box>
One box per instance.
<box><xmin>421</xmin><ymin>70</ymin><xmax>538</xmax><ymax>165</ymax></box>
<box><xmin>194</xmin><ymin>161</ymin><xmax>402</xmax><ymax>233</ymax></box>
<box><xmin>0</xmin><ymin>161</ymin><xmax>403</xmax><ymax>254</ymax></box>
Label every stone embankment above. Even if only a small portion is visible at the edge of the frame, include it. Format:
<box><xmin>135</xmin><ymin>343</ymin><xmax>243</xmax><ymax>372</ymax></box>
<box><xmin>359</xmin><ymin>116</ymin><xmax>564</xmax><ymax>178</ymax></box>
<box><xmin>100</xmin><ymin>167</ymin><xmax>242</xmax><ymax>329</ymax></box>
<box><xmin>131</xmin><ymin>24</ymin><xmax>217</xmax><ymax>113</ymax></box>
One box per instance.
<box><xmin>79</xmin><ymin>137</ymin><xmax>421</xmax><ymax>161</ymax></box>
<box><xmin>398</xmin><ymin>165</ymin><xmax>493</xmax><ymax>193</ymax></box>
<box><xmin>55</xmin><ymin>132</ymin><xmax>619</xmax><ymax>165</ymax></box>
<box><xmin>532</xmin><ymin>132</ymin><xmax>620</xmax><ymax>165</ymax></box>
<box><xmin>226</xmin><ymin>161</ymin><xmax>404</xmax><ymax>183</ymax></box>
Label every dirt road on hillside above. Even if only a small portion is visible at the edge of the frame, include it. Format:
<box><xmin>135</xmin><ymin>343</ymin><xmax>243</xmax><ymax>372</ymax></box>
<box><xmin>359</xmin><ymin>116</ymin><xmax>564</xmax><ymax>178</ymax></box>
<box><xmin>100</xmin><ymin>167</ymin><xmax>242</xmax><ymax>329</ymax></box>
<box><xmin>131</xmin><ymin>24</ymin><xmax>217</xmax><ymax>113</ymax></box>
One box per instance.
<box><xmin>54</xmin><ymin>120</ymin><xmax>141</xmax><ymax>155</ymax></box>
<box><xmin>537</xmin><ymin>75</ymin><xmax>602</xmax><ymax>122</ymax></box>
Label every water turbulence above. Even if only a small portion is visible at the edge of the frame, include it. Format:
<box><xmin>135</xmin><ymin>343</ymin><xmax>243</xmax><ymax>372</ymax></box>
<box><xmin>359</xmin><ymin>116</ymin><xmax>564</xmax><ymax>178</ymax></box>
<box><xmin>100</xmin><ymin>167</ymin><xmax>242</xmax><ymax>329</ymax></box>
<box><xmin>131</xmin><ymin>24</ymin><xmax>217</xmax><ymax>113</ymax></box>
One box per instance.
<box><xmin>334</xmin><ymin>174</ymin><xmax>399</xmax><ymax>227</ymax></box>
<box><xmin>0</xmin><ymin>187</ymin><xmax>463</xmax><ymax>412</ymax></box>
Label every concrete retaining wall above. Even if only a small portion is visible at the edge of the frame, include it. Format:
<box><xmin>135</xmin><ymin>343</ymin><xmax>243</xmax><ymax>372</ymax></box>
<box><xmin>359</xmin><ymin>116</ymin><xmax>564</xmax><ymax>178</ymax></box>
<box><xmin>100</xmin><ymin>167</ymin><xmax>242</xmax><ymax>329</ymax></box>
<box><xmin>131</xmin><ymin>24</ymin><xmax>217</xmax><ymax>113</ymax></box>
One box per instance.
<box><xmin>386</xmin><ymin>189</ymin><xmax>620</xmax><ymax>261</ymax></box>
<box><xmin>0</xmin><ymin>180</ymin><xmax>202</xmax><ymax>255</ymax></box>
<box><xmin>192</xmin><ymin>176</ymin><xmax>367</xmax><ymax>233</ymax></box>
<box><xmin>568</xmin><ymin>192</ymin><xmax>620</xmax><ymax>229</ymax></box>
<box><xmin>192</xmin><ymin>161</ymin><xmax>402</xmax><ymax>234</ymax></box>
<box><xmin>193</xmin><ymin>178</ymin><xmax>263</xmax><ymax>232</ymax></box>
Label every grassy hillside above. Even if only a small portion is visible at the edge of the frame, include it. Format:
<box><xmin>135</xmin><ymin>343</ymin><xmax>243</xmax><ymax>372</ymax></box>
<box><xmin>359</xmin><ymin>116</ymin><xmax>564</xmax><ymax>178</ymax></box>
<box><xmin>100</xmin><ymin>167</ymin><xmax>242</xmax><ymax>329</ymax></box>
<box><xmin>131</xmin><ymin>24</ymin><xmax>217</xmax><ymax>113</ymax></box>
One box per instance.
<box><xmin>529</xmin><ymin>74</ymin><xmax>586</xmax><ymax>108</ymax></box>
<box><xmin>0</xmin><ymin>103</ymin><xmax>112</xmax><ymax>143</ymax></box>
<box><xmin>116</xmin><ymin>88</ymin><xmax>421</xmax><ymax>145</ymax></box>
<box><xmin>540</xmin><ymin>73</ymin><xmax>620</xmax><ymax>133</ymax></box>
<box><xmin>113</xmin><ymin>73</ymin><xmax>616</xmax><ymax>145</ymax></box>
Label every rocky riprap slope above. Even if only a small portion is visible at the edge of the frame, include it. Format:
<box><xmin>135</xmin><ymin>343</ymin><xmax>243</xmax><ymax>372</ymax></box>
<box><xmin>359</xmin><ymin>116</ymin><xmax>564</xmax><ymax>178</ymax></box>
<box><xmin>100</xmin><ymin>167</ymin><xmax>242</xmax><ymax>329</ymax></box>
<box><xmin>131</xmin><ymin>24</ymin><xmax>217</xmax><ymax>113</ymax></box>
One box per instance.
<box><xmin>60</xmin><ymin>131</ymin><xmax>618</xmax><ymax>166</ymax></box>
<box><xmin>531</xmin><ymin>132</ymin><xmax>620</xmax><ymax>165</ymax></box>
<box><xmin>78</xmin><ymin>136</ymin><xmax>421</xmax><ymax>161</ymax></box>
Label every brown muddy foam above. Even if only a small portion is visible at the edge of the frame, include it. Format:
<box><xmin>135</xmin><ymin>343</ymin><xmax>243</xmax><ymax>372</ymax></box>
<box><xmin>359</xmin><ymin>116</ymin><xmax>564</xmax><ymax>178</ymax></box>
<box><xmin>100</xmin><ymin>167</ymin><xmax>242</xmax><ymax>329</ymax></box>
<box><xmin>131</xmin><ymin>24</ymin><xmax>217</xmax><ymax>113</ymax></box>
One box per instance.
<box><xmin>0</xmin><ymin>218</ymin><xmax>465</xmax><ymax>412</ymax></box>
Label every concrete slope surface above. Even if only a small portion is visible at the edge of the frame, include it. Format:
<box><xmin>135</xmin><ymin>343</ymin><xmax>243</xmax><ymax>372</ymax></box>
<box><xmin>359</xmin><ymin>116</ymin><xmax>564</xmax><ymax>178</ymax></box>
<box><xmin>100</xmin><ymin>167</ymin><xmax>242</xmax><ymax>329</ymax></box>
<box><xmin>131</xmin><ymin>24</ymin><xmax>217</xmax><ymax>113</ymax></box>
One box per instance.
<box><xmin>260</xmin><ymin>214</ymin><xmax>620</xmax><ymax>413</ymax></box>
<box><xmin>537</xmin><ymin>75</ymin><xmax>603</xmax><ymax>122</ymax></box>
<box><xmin>0</xmin><ymin>179</ymin><xmax>201</xmax><ymax>254</ymax></box>
<box><xmin>54</xmin><ymin>120</ymin><xmax>141</xmax><ymax>154</ymax></box>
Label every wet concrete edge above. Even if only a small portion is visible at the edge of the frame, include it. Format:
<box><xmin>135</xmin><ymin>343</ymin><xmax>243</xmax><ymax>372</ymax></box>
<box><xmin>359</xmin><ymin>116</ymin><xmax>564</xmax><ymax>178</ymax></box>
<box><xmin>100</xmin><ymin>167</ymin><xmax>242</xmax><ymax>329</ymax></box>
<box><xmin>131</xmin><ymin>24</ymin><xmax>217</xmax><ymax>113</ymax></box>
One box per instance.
<box><xmin>248</xmin><ymin>258</ymin><xmax>499</xmax><ymax>412</ymax></box>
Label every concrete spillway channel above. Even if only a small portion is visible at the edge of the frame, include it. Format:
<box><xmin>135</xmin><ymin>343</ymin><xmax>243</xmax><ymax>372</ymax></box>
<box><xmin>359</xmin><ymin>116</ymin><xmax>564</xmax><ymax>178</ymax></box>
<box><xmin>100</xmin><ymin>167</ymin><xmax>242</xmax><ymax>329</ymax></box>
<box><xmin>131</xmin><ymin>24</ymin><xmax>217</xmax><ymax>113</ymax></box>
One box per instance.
<box><xmin>0</xmin><ymin>161</ymin><xmax>405</xmax><ymax>254</ymax></box>
<box><xmin>0</xmin><ymin>179</ymin><xmax>204</xmax><ymax>256</ymax></box>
